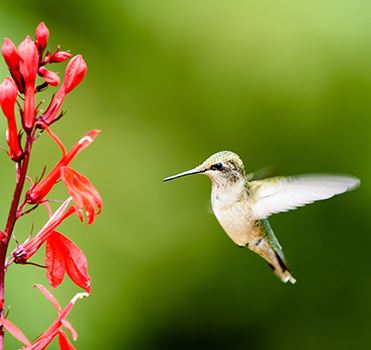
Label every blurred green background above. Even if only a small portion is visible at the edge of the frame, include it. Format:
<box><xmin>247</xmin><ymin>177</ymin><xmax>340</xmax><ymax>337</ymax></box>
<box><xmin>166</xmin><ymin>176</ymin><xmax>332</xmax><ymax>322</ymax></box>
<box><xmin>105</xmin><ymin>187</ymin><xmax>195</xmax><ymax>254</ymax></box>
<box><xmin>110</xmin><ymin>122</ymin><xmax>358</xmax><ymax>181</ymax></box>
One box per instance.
<box><xmin>0</xmin><ymin>0</ymin><xmax>370</xmax><ymax>349</ymax></box>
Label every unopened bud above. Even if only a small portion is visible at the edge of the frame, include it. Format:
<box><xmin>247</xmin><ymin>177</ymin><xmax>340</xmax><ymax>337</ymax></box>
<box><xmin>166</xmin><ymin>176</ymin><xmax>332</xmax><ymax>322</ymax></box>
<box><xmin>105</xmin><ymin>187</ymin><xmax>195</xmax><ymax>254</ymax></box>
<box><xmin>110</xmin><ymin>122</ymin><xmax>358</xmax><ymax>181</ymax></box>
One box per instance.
<box><xmin>2</xmin><ymin>38</ymin><xmax>19</xmax><ymax>71</ymax></box>
<box><xmin>63</xmin><ymin>55</ymin><xmax>87</xmax><ymax>93</ymax></box>
<box><xmin>18</xmin><ymin>36</ymin><xmax>39</xmax><ymax>84</ymax></box>
<box><xmin>39</xmin><ymin>67</ymin><xmax>60</xmax><ymax>86</ymax></box>
<box><xmin>35</xmin><ymin>22</ymin><xmax>49</xmax><ymax>52</ymax></box>
<box><xmin>45</xmin><ymin>51</ymin><xmax>71</xmax><ymax>64</ymax></box>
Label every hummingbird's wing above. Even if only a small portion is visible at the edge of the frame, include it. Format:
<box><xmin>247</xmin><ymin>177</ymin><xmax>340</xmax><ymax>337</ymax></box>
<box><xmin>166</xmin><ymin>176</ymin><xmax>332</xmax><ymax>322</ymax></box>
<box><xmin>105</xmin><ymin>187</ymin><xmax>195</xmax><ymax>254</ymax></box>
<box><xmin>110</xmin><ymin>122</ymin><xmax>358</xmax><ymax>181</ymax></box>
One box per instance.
<box><xmin>249</xmin><ymin>175</ymin><xmax>359</xmax><ymax>219</ymax></box>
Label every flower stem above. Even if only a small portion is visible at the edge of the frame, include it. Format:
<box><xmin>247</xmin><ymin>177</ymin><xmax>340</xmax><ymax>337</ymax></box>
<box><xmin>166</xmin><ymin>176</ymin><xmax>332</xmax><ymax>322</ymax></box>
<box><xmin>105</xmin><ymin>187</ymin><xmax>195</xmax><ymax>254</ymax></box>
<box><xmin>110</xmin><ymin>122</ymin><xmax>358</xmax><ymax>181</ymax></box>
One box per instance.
<box><xmin>0</xmin><ymin>134</ymin><xmax>33</xmax><ymax>349</ymax></box>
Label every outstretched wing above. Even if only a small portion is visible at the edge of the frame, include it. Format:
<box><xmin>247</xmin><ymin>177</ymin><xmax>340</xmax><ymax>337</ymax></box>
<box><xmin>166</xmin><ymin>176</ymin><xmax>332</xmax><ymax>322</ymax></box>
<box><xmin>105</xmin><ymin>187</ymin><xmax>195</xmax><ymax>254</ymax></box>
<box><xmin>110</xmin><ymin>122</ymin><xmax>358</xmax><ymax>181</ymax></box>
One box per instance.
<box><xmin>250</xmin><ymin>174</ymin><xmax>360</xmax><ymax>219</ymax></box>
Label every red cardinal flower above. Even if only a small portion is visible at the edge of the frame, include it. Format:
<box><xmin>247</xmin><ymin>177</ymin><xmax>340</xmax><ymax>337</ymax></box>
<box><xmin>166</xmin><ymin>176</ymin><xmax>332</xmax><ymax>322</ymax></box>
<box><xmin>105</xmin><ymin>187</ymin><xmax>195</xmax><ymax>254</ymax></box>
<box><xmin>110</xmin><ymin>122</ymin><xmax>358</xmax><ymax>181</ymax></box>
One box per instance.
<box><xmin>0</xmin><ymin>22</ymin><xmax>101</xmax><ymax>349</ymax></box>
<box><xmin>24</xmin><ymin>285</ymin><xmax>87</xmax><ymax>350</ymax></box>
<box><xmin>39</xmin><ymin>55</ymin><xmax>87</xmax><ymax>126</ymax></box>
<box><xmin>26</xmin><ymin>129</ymin><xmax>100</xmax><ymax>204</ymax></box>
<box><xmin>61</xmin><ymin>167</ymin><xmax>102</xmax><ymax>225</ymax></box>
<box><xmin>12</xmin><ymin>198</ymin><xmax>74</xmax><ymax>265</ymax></box>
<box><xmin>0</xmin><ymin>285</ymin><xmax>86</xmax><ymax>349</ymax></box>
<box><xmin>46</xmin><ymin>231</ymin><xmax>91</xmax><ymax>292</ymax></box>
<box><xmin>18</xmin><ymin>36</ymin><xmax>39</xmax><ymax>132</ymax></box>
<box><xmin>0</xmin><ymin>77</ymin><xmax>23</xmax><ymax>161</ymax></box>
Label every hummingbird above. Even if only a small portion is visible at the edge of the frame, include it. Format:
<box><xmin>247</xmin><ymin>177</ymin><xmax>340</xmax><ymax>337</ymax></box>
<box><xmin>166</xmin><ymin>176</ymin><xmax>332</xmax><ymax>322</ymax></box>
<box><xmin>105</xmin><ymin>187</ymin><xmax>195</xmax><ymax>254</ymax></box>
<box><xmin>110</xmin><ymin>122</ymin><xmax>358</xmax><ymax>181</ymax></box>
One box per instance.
<box><xmin>163</xmin><ymin>151</ymin><xmax>360</xmax><ymax>284</ymax></box>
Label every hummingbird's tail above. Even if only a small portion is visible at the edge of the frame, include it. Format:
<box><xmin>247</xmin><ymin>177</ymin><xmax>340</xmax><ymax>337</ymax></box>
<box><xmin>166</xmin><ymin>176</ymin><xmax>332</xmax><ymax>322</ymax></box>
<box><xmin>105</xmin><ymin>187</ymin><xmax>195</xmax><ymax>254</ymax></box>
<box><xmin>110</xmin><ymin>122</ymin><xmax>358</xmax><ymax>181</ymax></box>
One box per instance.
<box><xmin>251</xmin><ymin>219</ymin><xmax>296</xmax><ymax>284</ymax></box>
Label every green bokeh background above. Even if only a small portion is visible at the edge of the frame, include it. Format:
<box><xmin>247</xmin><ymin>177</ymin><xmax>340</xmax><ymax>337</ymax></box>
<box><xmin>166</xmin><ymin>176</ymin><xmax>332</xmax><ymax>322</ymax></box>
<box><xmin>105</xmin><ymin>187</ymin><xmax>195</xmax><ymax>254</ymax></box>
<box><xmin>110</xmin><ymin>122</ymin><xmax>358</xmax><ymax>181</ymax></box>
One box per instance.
<box><xmin>0</xmin><ymin>1</ymin><xmax>370</xmax><ymax>349</ymax></box>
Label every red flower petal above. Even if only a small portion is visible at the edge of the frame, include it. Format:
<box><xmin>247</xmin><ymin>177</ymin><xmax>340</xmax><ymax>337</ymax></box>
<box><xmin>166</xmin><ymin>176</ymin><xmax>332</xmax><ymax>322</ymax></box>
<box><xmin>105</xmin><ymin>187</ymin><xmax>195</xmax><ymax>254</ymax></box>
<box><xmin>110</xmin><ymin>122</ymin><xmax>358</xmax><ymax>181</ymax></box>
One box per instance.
<box><xmin>46</xmin><ymin>232</ymin><xmax>91</xmax><ymax>293</ymax></box>
<box><xmin>2</xmin><ymin>318</ymin><xmax>31</xmax><ymax>346</ymax></box>
<box><xmin>46</xmin><ymin>232</ymin><xmax>66</xmax><ymax>289</ymax></box>
<box><xmin>34</xmin><ymin>283</ymin><xmax>62</xmax><ymax>313</ymax></box>
<box><xmin>61</xmin><ymin>166</ymin><xmax>102</xmax><ymax>225</ymax></box>
<box><xmin>61</xmin><ymin>235</ymin><xmax>91</xmax><ymax>293</ymax></box>
<box><xmin>58</xmin><ymin>330</ymin><xmax>76</xmax><ymax>350</ymax></box>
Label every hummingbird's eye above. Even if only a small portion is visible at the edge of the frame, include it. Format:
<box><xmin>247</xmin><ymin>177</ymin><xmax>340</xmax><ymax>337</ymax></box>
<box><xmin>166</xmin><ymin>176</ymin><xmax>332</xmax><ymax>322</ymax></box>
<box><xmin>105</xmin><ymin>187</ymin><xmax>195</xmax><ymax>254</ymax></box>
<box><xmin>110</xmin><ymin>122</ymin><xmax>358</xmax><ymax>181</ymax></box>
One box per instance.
<box><xmin>210</xmin><ymin>163</ymin><xmax>223</xmax><ymax>171</ymax></box>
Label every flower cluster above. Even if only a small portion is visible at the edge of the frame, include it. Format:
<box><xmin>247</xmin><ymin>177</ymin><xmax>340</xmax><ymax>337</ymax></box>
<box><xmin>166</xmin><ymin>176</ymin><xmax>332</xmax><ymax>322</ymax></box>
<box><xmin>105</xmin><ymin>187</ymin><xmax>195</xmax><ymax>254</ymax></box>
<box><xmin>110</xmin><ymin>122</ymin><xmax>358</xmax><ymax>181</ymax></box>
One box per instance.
<box><xmin>0</xmin><ymin>22</ymin><xmax>102</xmax><ymax>349</ymax></box>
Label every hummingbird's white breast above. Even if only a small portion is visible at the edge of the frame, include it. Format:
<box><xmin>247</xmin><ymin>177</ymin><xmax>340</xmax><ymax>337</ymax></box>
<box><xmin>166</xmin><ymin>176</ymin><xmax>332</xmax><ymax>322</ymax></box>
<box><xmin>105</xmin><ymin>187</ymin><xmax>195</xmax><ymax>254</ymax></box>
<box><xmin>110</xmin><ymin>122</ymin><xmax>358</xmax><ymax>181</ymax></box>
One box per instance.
<box><xmin>211</xmin><ymin>180</ymin><xmax>256</xmax><ymax>247</ymax></box>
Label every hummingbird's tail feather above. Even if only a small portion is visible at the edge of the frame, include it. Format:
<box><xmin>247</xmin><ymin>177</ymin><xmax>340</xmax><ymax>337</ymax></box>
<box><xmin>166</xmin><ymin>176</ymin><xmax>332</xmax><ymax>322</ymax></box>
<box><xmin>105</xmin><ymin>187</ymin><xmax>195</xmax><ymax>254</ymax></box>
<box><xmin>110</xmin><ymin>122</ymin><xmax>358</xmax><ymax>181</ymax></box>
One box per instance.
<box><xmin>250</xmin><ymin>219</ymin><xmax>296</xmax><ymax>284</ymax></box>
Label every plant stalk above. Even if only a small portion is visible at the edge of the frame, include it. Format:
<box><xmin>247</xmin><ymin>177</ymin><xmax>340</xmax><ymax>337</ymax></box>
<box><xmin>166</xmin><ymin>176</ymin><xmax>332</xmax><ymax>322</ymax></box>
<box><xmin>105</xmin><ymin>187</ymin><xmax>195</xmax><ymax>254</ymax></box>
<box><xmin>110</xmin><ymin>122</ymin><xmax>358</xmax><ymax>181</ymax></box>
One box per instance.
<box><xmin>0</xmin><ymin>134</ymin><xmax>33</xmax><ymax>349</ymax></box>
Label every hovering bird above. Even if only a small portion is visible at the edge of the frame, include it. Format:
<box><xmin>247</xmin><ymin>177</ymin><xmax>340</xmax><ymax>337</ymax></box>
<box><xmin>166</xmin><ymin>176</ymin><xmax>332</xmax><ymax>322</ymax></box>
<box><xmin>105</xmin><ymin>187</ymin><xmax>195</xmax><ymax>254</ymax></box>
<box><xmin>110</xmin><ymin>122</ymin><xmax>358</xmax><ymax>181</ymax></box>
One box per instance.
<box><xmin>163</xmin><ymin>151</ymin><xmax>360</xmax><ymax>284</ymax></box>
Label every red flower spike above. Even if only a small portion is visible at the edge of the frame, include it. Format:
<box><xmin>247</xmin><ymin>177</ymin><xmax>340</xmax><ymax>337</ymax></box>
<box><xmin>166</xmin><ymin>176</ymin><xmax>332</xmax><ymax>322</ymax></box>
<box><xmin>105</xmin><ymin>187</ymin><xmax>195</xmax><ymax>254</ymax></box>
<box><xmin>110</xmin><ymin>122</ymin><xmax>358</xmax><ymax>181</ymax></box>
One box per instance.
<box><xmin>26</xmin><ymin>129</ymin><xmax>101</xmax><ymax>204</ymax></box>
<box><xmin>2</xmin><ymin>38</ymin><xmax>23</xmax><ymax>91</ymax></box>
<box><xmin>62</xmin><ymin>167</ymin><xmax>102</xmax><ymax>224</ymax></box>
<box><xmin>0</xmin><ymin>77</ymin><xmax>23</xmax><ymax>161</ymax></box>
<box><xmin>63</xmin><ymin>55</ymin><xmax>87</xmax><ymax>93</ymax></box>
<box><xmin>35</xmin><ymin>22</ymin><xmax>49</xmax><ymax>53</ymax></box>
<box><xmin>44</xmin><ymin>51</ymin><xmax>72</xmax><ymax>64</ymax></box>
<box><xmin>24</xmin><ymin>286</ymin><xmax>88</xmax><ymax>350</ymax></box>
<box><xmin>12</xmin><ymin>198</ymin><xmax>74</xmax><ymax>264</ymax></box>
<box><xmin>46</xmin><ymin>231</ymin><xmax>91</xmax><ymax>293</ymax></box>
<box><xmin>18</xmin><ymin>36</ymin><xmax>38</xmax><ymax>132</ymax></box>
<box><xmin>39</xmin><ymin>67</ymin><xmax>60</xmax><ymax>86</ymax></box>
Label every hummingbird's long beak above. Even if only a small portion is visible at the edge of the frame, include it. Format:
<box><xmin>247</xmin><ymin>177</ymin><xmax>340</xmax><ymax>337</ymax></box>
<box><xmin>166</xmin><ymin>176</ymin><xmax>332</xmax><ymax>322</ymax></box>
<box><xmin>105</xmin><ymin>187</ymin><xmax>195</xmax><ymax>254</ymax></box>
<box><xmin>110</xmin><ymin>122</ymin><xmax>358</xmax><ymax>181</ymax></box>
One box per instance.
<box><xmin>163</xmin><ymin>167</ymin><xmax>204</xmax><ymax>182</ymax></box>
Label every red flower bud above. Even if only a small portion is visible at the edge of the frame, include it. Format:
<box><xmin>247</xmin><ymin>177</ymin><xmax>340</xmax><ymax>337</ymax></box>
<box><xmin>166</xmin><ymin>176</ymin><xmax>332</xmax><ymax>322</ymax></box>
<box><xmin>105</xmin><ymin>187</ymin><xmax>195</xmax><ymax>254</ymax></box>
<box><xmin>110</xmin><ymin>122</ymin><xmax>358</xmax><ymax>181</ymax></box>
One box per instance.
<box><xmin>35</xmin><ymin>21</ymin><xmax>49</xmax><ymax>53</ymax></box>
<box><xmin>0</xmin><ymin>78</ymin><xmax>23</xmax><ymax>161</ymax></box>
<box><xmin>44</xmin><ymin>51</ymin><xmax>72</xmax><ymax>64</ymax></box>
<box><xmin>38</xmin><ymin>54</ymin><xmax>87</xmax><ymax>126</ymax></box>
<box><xmin>0</xmin><ymin>77</ymin><xmax>17</xmax><ymax>115</ymax></box>
<box><xmin>63</xmin><ymin>55</ymin><xmax>87</xmax><ymax>93</ymax></box>
<box><xmin>39</xmin><ymin>67</ymin><xmax>60</xmax><ymax>86</ymax></box>
<box><xmin>18</xmin><ymin>36</ymin><xmax>39</xmax><ymax>132</ymax></box>
<box><xmin>2</xmin><ymin>39</ymin><xmax>23</xmax><ymax>92</ymax></box>
<box><xmin>2</xmin><ymin>38</ymin><xmax>19</xmax><ymax>71</ymax></box>
<box><xmin>18</xmin><ymin>36</ymin><xmax>39</xmax><ymax>84</ymax></box>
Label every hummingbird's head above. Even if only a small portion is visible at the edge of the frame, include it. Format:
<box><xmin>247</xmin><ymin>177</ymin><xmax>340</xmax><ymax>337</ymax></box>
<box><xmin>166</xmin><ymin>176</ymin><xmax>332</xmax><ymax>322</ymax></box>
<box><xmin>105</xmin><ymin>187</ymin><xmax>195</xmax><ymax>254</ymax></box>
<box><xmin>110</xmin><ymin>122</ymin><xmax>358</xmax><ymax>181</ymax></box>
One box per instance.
<box><xmin>163</xmin><ymin>151</ymin><xmax>246</xmax><ymax>186</ymax></box>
